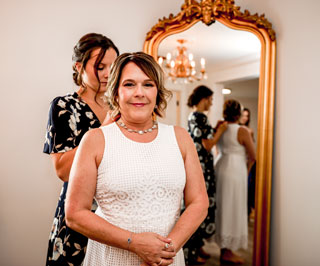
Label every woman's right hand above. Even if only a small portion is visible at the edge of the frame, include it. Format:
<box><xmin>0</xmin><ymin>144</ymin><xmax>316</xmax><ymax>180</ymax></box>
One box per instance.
<box><xmin>216</xmin><ymin>120</ymin><xmax>228</xmax><ymax>133</ymax></box>
<box><xmin>131</xmin><ymin>232</ymin><xmax>176</xmax><ymax>266</ymax></box>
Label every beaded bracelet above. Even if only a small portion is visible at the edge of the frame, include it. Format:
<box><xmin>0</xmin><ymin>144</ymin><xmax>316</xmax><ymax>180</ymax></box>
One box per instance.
<box><xmin>127</xmin><ymin>232</ymin><xmax>133</xmax><ymax>251</ymax></box>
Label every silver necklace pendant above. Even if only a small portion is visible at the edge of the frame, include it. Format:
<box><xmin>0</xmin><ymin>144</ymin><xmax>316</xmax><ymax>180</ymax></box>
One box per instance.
<box><xmin>117</xmin><ymin>121</ymin><xmax>158</xmax><ymax>134</ymax></box>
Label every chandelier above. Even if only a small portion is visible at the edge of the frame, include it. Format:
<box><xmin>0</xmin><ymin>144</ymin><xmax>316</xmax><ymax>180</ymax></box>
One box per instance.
<box><xmin>158</xmin><ymin>39</ymin><xmax>207</xmax><ymax>83</ymax></box>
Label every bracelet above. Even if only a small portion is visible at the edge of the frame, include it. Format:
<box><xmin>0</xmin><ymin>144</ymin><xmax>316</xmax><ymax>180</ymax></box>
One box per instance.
<box><xmin>127</xmin><ymin>232</ymin><xmax>133</xmax><ymax>251</ymax></box>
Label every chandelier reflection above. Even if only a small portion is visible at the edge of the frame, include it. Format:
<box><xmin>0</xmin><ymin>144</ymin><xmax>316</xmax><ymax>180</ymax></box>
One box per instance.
<box><xmin>158</xmin><ymin>39</ymin><xmax>207</xmax><ymax>84</ymax></box>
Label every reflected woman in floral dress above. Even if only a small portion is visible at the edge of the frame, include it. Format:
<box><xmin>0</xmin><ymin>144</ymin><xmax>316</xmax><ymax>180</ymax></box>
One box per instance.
<box><xmin>183</xmin><ymin>85</ymin><xmax>227</xmax><ymax>265</ymax></box>
<box><xmin>43</xmin><ymin>33</ymin><xmax>118</xmax><ymax>265</ymax></box>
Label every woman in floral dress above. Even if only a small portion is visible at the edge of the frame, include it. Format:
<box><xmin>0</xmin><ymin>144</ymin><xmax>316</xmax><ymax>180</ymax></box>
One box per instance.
<box><xmin>183</xmin><ymin>85</ymin><xmax>227</xmax><ymax>265</ymax></box>
<box><xmin>43</xmin><ymin>33</ymin><xmax>119</xmax><ymax>266</ymax></box>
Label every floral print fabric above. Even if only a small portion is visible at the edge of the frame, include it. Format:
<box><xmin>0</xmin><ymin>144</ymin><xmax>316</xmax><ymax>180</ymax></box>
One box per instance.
<box><xmin>183</xmin><ymin>112</ymin><xmax>216</xmax><ymax>264</ymax></box>
<box><xmin>44</xmin><ymin>92</ymin><xmax>101</xmax><ymax>266</ymax></box>
<box><xmin>44</xmin><ymin>92</ymin><xmax>100</xmax><ymax>154</ymax></box>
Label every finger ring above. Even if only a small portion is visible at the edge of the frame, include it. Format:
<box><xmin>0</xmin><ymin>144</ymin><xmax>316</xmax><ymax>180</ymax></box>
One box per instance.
<box><xmin>158</xmin><ymin>259</ymin><xmax>163</xmax><ymax>265</ymax></box>
<box><xmin>165</xmin><ymin>243</ymin><xmax>170</xmax><ymax>249</ymax></box>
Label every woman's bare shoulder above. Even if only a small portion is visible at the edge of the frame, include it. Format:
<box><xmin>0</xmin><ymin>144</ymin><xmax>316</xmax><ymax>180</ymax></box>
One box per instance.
<box><xmin>173</xmin><ymin>126</ymin><xmax>195</xmax><ymax>156</ymax></box>
<box><xmin>173</xmin><ymin>125</ymin><xmax>190</xmax><ymax>140</ymax></box>
<box><xmin>84</xmin><ymin>127</ymin><xmax>104</xmax><ymax>141</ymax></box>
<box><xmin>239</xmin><ymin>125</ymin><xmax>250</xmax><ymax>134</ymax></box>
<box><xmin>79</xmin><ymin>128</ymin><xmax>105</xmax><ymax>154</ymax></box>
<box><xmin>238</xmin><ymin>125</ymin><xmax>251</xmax><ymax>143</ymax></box>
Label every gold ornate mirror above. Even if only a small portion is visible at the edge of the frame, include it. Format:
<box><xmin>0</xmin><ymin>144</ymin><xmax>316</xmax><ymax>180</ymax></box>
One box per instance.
<box><xmin>143</xmin><ymin>1</ymin><xmax>276</xmax><ymax>265</ymax></box>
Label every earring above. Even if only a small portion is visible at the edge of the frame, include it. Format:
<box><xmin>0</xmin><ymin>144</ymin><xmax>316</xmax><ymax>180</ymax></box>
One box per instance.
<box><xmin>152</xmin><ymin>105</ymin><xmax>158</xmax><ymax>121</ymax></box>
<box><xmin>152</xmin><ymin>111</ymin><xmax>157</xmax><ymax>121</ymax></box>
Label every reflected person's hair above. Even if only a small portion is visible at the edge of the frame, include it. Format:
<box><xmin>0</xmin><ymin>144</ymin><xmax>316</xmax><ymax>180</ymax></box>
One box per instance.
<box><xmin>72</xmin><ymin>33</ymin><xmax>119</xmax><ymax>102</ymax></box>
<box><xmin>223</xmin><ymin>99</ymin><xmax>242</xmax><ymax>122</ymax></box>
<box><xmin>106</xmin><ymin>52</ymin><xmax>172</xmax><ymax>118</ymax></box>
<box><xmin>187</xmin><ymin>85</ymin><xmax>213</xmax><ymax>107</ymax></box>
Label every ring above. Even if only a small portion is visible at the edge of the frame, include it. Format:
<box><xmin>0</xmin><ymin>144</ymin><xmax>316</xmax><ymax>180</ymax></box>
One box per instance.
<box><xmin>165</xmin><ymin>243</ymin><xmax>170</xmax><ymax>249</ymax></box>
<box><xmin>158</xmin><ymin>259</ymin><xmax>163</xmax><ymax>265</ymax></box>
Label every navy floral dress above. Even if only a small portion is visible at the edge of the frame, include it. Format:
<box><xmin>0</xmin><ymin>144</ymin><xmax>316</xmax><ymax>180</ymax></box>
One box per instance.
<box><xmin>44</xmin><ymin>92</ymin><xmax>101</xmax><ymax>266</ymax></box>
<box><xmin>183</xmin><ymin>111</ymin><xmax>216</xmax><ymax>264</ymax></box>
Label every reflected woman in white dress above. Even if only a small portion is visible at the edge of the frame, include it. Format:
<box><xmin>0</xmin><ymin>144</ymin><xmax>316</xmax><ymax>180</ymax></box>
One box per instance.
<box><xmin>65</xmin><ymin>52</ymin><xmax>209</xmax><ymax>266</ymax></box>
<box><xmin>215</xmin><ymin>100</ymin><xmax>256</xmax><ymax>264</ymax></box>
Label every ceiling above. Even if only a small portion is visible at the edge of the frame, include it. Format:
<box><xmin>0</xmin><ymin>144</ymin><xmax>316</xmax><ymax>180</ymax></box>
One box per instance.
<box><xmin>223</xmin><ymin>78</ymin><xmax>259</xmax><ymax>98</ymax></box>
<box><xmin>158</xmin><ymin>20</ymin><xmax>261</xmax><ymax>70</ymax></box>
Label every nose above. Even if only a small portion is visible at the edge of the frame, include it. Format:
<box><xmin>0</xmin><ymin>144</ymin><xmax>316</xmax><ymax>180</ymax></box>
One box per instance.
<box><xmin>134</xmin><ymin>84</ymin><xmax>145</xmax><ymax>97</ymax></box>
<box><xmin>103</xmin><ymin>66</ymin><xmax>110</xmax><ymax>79</ymax></box>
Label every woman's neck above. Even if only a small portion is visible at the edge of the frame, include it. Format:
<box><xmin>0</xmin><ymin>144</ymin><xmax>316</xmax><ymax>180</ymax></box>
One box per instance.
<box><xmin>194</xmin><ymin>101</ymin><xmax>207</xmax><ymax>113</ymax></box>
<box><xmin>77</xmin><ymin>87</ymin><xmax>106</xmax><ymax>106</ymax></box>
<box><xmin>119</xmin><ymin>116</ymin><xmax>154</xmax><ymax>131</ymax></box>
<box><xmin>195</xmin><ymin>105</ymin><xmax>206</xmax><ymax>113</ymax></box>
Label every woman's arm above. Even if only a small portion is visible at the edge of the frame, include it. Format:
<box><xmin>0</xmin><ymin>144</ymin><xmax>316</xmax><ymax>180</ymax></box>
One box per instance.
<box><xmin>51</xmin><ymin>111</ymin><xmax>115</xmax><ymax>182</ymax></box>
<box><xmin>65</xmin><ymin>128</ymin><xmax>175</xmax><ymax>266</ymax></box>
<box><xmin>202</xmin><ymin>121</ymin><xmax>228</xmax><ymax>152</ymax></box>
<box><xmin>50</xmin><ymin>149</ymin><xmax>77</xmax><ymax>182</ymax></box>
<box><xmin>167</xmin><ymin>126</ymin><xmax>209</xmax><ymax>251</ymax></box>
<box><xmin>238</xmin><ymin>126</ymin><xmax>256</xmax><ymax>172</ymax></box>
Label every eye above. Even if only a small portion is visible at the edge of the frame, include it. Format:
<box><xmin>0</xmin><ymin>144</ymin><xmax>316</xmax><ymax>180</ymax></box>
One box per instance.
<box><xmin>123</xmin><ymin>82</ymin><xmax>135</xmax><ymax>87</ymax></box>
<box><xmin>97</xmin><ymin>64</ymin><xmax>105</xmax><ymax>71</ymax></box>
<box><xmin>144</xmin><ymin>82</ymin><xmax>155</xmax><ymax>87</ymax></box>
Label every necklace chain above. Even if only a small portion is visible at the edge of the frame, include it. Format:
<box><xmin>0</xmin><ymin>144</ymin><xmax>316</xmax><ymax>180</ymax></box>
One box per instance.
<box><xmin>117</xmin><ymin>120</ymin><xmax>158</xmax><ymax>135</ymax></box>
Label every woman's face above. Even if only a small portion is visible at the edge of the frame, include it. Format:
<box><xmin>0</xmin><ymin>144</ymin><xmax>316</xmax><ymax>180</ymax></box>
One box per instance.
<box><xmin>81</xmin><ymin>47</ymin><xmax>118</xmax><ymax>93</ymax></box>
<box><xmin>117</xmin><ymin>62</ymin><xmax>158</xmax><ymax>123</ymax></box>
<box><xmin>204</xmin><ymin>95</ymin><xmax>213</xmax><ymax>111</ymax></box>
<box><xmin>240</xmin><ymin>110</ymin><xmax>249</xmax><ymax>125</ymax></box>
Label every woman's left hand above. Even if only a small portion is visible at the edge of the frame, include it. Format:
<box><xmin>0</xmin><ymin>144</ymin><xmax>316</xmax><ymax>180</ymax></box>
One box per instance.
<box><xmin>140</xmin><ymin>242</ymin><xmax>175</xmax><ymax>266</ymax></box>
<box><xmin>133</xmin><ymin>234</ymin><xmax>175</xmax><ymax>266</ymax></box>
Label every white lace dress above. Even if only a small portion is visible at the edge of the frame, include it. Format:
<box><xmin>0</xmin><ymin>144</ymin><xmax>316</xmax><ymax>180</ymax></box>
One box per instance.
<box><xmin>83</xmin><ymin>122</ymin><xmax>186</xmax><ymax>266</ymax></box>
<box><xmin>214</xmin><ymin>124</ymin><xmax>248</xmax><ymax>250</ymax></box>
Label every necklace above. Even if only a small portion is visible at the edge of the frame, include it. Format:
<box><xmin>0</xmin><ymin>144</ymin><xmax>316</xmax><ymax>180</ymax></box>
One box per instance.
<box><xmin>117</xmin><ymin>120</ymin><xmax>158</xmax><ymax>135</ymax></box>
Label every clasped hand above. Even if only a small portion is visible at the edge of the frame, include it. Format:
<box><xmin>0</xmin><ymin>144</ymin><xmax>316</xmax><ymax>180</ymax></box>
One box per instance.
<box><xmin>130</xmin><ymin>232</ymin><xmax>176</xmax><ymax>266</ymax></box>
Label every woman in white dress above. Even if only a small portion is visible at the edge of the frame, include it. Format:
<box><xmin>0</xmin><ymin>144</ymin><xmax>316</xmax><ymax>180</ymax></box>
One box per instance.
<box><xmin>65</xmin><ymin>52</ymin><xmax>209</xmax><ymax>266</ymax></box>
<box><xmin>215</xmin><ymin>100</ymin><xmax>256</xmax><ymax>264</ymax></box>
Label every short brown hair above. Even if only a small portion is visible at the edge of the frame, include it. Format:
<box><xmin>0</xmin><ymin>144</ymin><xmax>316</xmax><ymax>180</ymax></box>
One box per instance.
<box><xmin>223</xmin><ymin>99</ymin><xmax>242</xmax><ymax>122</ymax></box>
<box><xmin>106</xmin><ymin>52</ymin><xmax>172</xmax><ymax>118</ymax></box>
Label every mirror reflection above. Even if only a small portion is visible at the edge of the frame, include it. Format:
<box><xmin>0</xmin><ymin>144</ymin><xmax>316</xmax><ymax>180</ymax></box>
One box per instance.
<box><xmin>157</xmin><ymin>21</ymin><xmax>261</xmax><ymax>265</ymax></box>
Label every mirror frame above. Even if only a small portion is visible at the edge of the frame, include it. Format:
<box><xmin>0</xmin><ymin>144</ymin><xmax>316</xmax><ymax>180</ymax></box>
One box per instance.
<box><xmin>143</xmin><ymin>1</ymin><xmax>276</xmax><ymax>265</ymax></box>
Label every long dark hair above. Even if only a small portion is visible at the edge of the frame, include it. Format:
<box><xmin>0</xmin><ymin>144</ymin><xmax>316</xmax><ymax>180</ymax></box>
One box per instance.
<box><xmin>72</xmin><ymin>33</ymin><xmax>119</xmax><ymax>103</ymax></box>
<box><xmin>241</xmin><ymin>107</ymin><xmax>251</xmax><ymax>126</ymax></box>
<box><xmin>187</xmin><ymin>85</ymin><xmax>213</xmax><ymax>107</ymax></box>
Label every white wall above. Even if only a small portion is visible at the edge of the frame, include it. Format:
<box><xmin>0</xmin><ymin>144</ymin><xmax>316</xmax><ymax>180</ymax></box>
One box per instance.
<box><xmin>1</xmin><ymin>0</ymin><xmax>320</xmax><ymax>265</ymax></box>
<box><xmin>0</xmin><ymin>1</ymin><xmax>180</xmax><ymax>265</ymax></box>
<box><xmin>239</xmin><ymin>0</ymin><xmax>320</xmax><ymax>265</ymax></box>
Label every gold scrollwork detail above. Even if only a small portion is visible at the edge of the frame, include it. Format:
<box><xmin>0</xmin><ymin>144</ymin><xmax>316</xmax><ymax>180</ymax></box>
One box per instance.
<box><xmin>145</xmin><ymin>0</ymin><xmax>275</xmax><ymax>41</ymax></box>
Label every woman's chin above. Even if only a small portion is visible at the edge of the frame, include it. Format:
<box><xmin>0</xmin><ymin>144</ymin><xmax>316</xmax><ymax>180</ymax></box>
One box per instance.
<box><xmin>125</xmin><ymin>113</ymin><xmax>153</xmax><ymax>123</ymax></box>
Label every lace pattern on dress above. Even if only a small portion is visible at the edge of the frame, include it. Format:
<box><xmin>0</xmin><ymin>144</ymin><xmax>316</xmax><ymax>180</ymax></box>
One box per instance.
<box><xmin>83</xmin><ymin>123</ymin><xmax>186</xmax><ymax>266</ymax></box>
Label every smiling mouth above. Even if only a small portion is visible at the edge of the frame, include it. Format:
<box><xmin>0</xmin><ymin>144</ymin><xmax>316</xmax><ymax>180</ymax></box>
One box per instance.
<box><xmin>132</xmin><ymin>103</ymin><xmax>146</xmax><ymax>107</ymax></box>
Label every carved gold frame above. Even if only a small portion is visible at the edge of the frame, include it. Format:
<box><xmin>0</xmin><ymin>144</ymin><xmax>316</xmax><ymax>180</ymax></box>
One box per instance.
<box><xmin>143</xmin><ymin>1</ymin><xmax>276</xmax><ymax>265</ymax></box>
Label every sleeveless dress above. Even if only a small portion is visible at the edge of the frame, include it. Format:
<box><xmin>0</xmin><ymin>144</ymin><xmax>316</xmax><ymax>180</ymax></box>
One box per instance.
<box><xmin>214</xmin><ymin>124</ymin><xmax>248</xmax><ymax>250</ymax></box>
<box><xmin>83</xmin><ymin>122</ymin><xmax>186</xmax><ymax>266</ymax></box>
<box><xmin>44</xmin><ymin>92</ymin><xmax>100</xmax><ymax>265</ymax></box>
<box><xmin>183</xmin><ymin>112</ymin><xmax>217</xmax><ymax>263</ymax></box>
